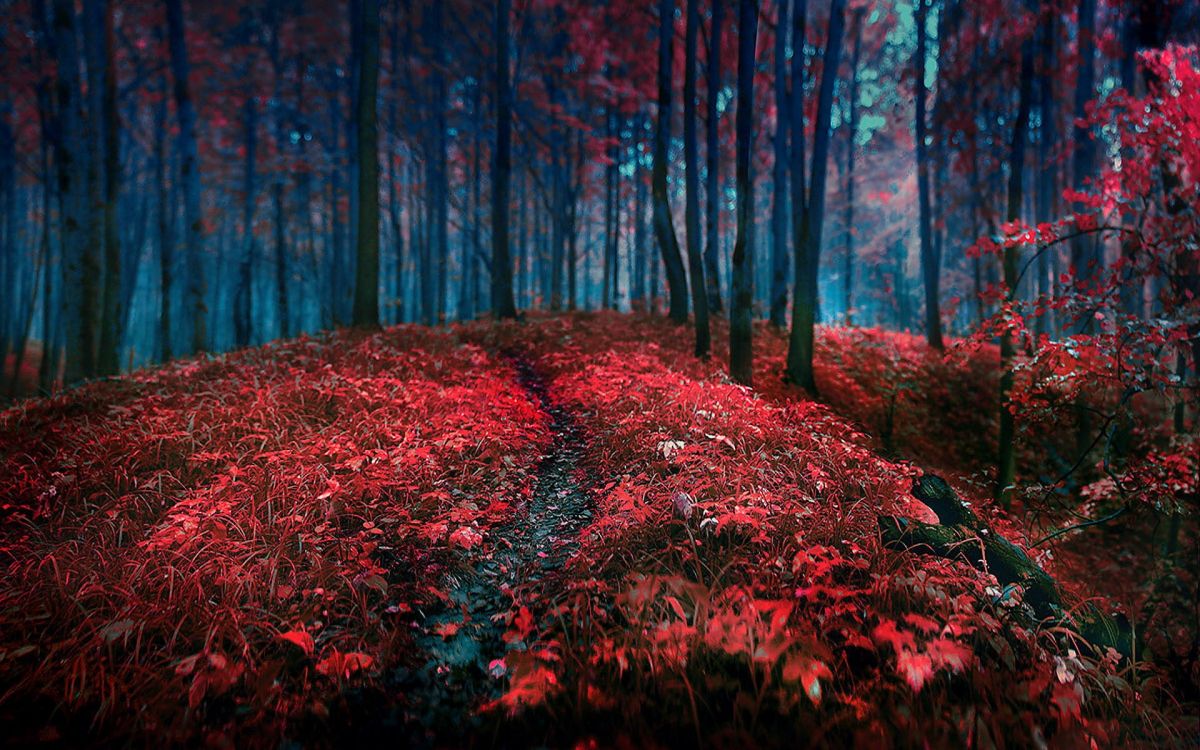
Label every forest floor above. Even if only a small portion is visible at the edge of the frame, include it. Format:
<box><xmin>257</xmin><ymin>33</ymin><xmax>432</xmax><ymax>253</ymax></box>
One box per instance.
<box><xmin>0</xmin><ymin>312</ymin><xmax>1195</xmax><ymax>748</ymax></box>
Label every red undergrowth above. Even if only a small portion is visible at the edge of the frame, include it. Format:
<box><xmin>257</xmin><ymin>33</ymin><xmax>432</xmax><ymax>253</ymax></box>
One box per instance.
<box><xmin>0</xmin><ymin>313</ymin><xmax>1191</xmax><ymax>747</ymax></box>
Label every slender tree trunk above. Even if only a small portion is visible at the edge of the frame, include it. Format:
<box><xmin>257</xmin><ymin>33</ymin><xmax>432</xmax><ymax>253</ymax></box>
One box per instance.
<box><xmin>491</xmin><ymin>0</ymin><xmax>517</xmax><ymax>319</ymax></box>
<box><xmin>704</xmin><ymin>0</ymin><xmax>724</xmax><ymax>314</ymax></box>
<box><xmin>633</xmin><ymin>114</ymin><xmax>648</xmax><ymax>309</ymax></box>
<box><xmin>602</xmin><ymin>108</ymin><xmax>615</xmax><ymax>309</ymax></box>
<box><xmin>352</xmin><ymin>0</ymin><xmax>381</xmax><ymax>327</ymax></box>
<box><xmin>153</xmin><ymin>67</ymin><xmax>173</xmax><ymax>360</ymax></box>
<box><xmin>0</xmin><ymin>105</ymin><xmax>13</xmax><ymax>366</ymax></box>
<box><xmin>1069</xmin><ymin>0</ymin><xmax>1096</xmax><ymax>301</ymax></box>
<box><xmin>433</xmin><ymin>4</ymin><xmax>449</xmax><ymax>323</ymax></box>
<box><xmin>843</xmin><ymin>8</ymin><xmax>863</xmax><ymax>326</ymax></box>
<box><xmin>915</xmin><ymin>0</ymin><xmax>943</xmax><ymax>350</ymax></box>
<box><xmin>1116</xmin><ymin>8</ymin><xmax>1139</xmax><ymax>319</ymax></box>
<box><xmin>652</xmin><ymin>0</ymin><xmax>691</xmax><ymax>324</ymax></box>
<box><xmin>786</xmin><ymin>0</ymin><xmax>844</xmax><ymax>392</ymax></box>
<box><xmin>769</xmin><ymin>0</ymin><xmax>790</xmax><ymax>328</ymax></box>
<box><xmin>52</xmin><ymin>0</ymin><xmax>95</xmax><ymax>383</ymax></box>
<box><xmin>567</xmin><ymin>130</ymin><xmax>582</xmax><ymax>310</ymax></box>
<box><xmin>1036</xmin><ymin>10</ymin><xmax>1058</xmax><ymax>340</ymax></box>
<box><xmin>164</xmin><ymin>0</ymin><xmax>205</xmax><ymax>353</ymax></box>
<box><xmin>82</xmin><ymin>0</ymin><xmax>105</xmax><ymax>370</ymax></box>
<box><xmin>517</xmin><ymin>166</ymin><xmax>528</xmax><ymax>307</ymax></box>
<box><xmin>164</xmin><ymin>0</ymin><xmax>204</xmax><ymax>352</ymax></box>
<box><xmin>685</xmin><ymin>0</ymin><xmax>711</xmax><ymax>355</ymax></box>
<box><xmin>730</xmin><ymin>0</ymin><xmax>758</xmax><ymax>384</ymax></box>
<box><xmin>997</xmin><ymin>2</ymin><xmax>1035</xmax><ymax>506</ymax></box>
<box><xmin>235</xmin><ymin>96</ymin><xmax>256</xmax><ymax>347</ymax></box>
<box><xmin>96</xmin><ymin>0</ymin><xmax>122</xmax><ymax>374</ymax></box>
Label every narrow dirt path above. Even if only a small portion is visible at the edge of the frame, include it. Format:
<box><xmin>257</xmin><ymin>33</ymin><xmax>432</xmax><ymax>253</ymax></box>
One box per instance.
<box><xmin>373</xmin><ymin>354</ymin><xmax>592</xmax><ymax>745</ymax></box>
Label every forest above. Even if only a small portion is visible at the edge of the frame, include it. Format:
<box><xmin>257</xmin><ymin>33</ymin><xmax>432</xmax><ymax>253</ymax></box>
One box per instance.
<box><xmin>0</xmin><ymin>0</ymin><xmax>1197</xmax><ymax>746</ymax></box>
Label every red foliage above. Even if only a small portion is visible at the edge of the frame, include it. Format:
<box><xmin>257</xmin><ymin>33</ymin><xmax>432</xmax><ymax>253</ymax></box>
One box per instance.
<box><xmin>0</xmin><ymin>326</ymin><xmax>549</xmax><ymax>743</ymax></box>
<box><xmin>0</xmin><ymin>314</ymin><xmax>1192</xmax><ymax>745</ymax></box>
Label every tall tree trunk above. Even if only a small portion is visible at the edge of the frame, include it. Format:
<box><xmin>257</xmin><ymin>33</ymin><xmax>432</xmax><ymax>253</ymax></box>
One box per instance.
<box><xmin>154</xmin><ymin>65</ymin><xmax>173</xmax><ymax>361</ymax></box>
<box><xmin>267</xmin><ymin>0</ymin><xmax>290</xmax><ymax>338</ymax></box>
<box><xmin>326</xmin><ymin>80</ymin><xmax>347</xmax><ymax>327</ymax></box>
<box><xmin>603</xmin><ymin>108</ymin><xmax>622</xmax><ymax>310</ymax></box>
<box><xmin>843</xmin><ymin>8</ymin><xmax>863</xmax><ymax>326</ymax></box>
<box><xmin>915</xmin><ymin>0</ymin><xmax>943</xmax><ymax>350</ymax></box>
<box><xmin>96</xmin><ymin>0</ymin><xmax>122</xmax><ymax>374</ymax></box>
<box><xmin>235</xmin><ymin>95</ymin><xmax>256</xmax><ymax>347</ymax></box>
<box><xmin>432</xmin><ymin>4</ymin><xmax>449</xmax><ymax>323</ymax></box>
<box><xmin>0</xmin><ymin>104</ymin><xmax>13</xmax><ymax>366</ymax></box>
<box><xmin>703</xmin><ymin>0</ymin><xmax>724</xmax><ymax>314</ymax></box>
<box><xmin>165</xmin><ymin>0</ymin><xmax>206</xmax><ymax>353</ymax></box>
<box><xmin>652</xmin><ymin>0</ymin><xmax>690</xmax><ymax>324</ymax></box>
<box><xmin>82</xmin><ymin>0</ymin><xmax>104</xmax><ymax>370</ymax></box>
<box><xmin>492</xmin><ymin>0</ymin><xmax>517</xmax><ymax>319</ymax></box>
<box><xmin>768</xmin><ymin>0</ymin><xmax>790</xmax><ymax>328</ymax></box>
<box><xmin>633</xmin><ymin>114</ymin><xmax>648</xmax><ymax>308</ymax></box>
<box><xmin>353</xmin><ymin>0</ymin><xmax>381</xmax><ymax>327</ymax></box>
<box><xmin>1036</xmin><ymin>9</ymin><xmax>1058</xmax><ymax>340</ymax></box>
<box><xmin>1069</xmin><ymin>0</ymin><xmax>1096</xmax><ymax>303</ymax></box>
<box><xmin>685</xmin><ymin>0</ymin><xmax>711</xmax><ymax>356</ymax></box>
<box><xmin>52</xmin><ymin>0</ymin><xmax>96</xmax><ymax>383</ymax></box>
<box><xmin>567</xmin><ymin>130</ymin><xmax>582</xmax><ymax>310</ymax></box>
<box><xmin>997</xmin><ymin>1</ymin><xmax>1036</xmax><ymax>506</ymax></box>
<box><xmin>730</xmin><ymin>0</ymin><xmax>758</xmax><ymax>384</ymax></box>
<box><xmin>786</xmin><ymin>0</ymin><xmax>844</xmax><ymax>392</ymax></box>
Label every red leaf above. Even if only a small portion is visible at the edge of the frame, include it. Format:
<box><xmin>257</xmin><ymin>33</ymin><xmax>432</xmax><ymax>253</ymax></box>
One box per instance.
<box><xmin>315</xmin><ymin>650</ymin><xmax>374</xmax><ymax>679</ymax></box>
<box><xmin>279</xmin><ymin>630</ymin><xmax>315</xmax><ymax>656</ymax></box>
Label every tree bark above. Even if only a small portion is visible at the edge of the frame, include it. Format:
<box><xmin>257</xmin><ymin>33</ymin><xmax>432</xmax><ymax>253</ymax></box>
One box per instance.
<box><xmin>997</xmin><ymin>1</ymin><xmax>1035</xmax><ymax>506</ymax></box>
<box><xmin>492</xmin><ymin>0</ymin><xmax>517</xmax><ymax>319</ymax></box>
<box><xmin>685</xmin><ymin>0</ymin><xmax>712</xmax><ymax>356</ymax></box>
<box><xmin>729</xmin><ymin>0</ymin><xmax>758</xmax><ymax>385</ymax></box>
<box><xmin>843</xmin><ymin>8</ymin><xmax>863</xmax><ymax>326</ymax></box>
<box><xmin>1035</xmin><ymin>9</ymin><xmax>1058</xmax><ymax>340</ymax></box>
<box><xmin>52</xmin><ymin>0</ymin><xmax>96</xmax><ymax>383</ymax></box>
<box><xmin>768</xmin><ymin>0</ymin><xmax>790</xmax><ymax>329</ymax></box>
<box><xmin>653</xmin><ymin>0</ymin><xmax>691</xmax><ymax>324</ymax></box>
<box><xmin>703</xmin><ymin>0</ymin><xmax>724</xmax><ymax>314</ymax></box>
<box><xmin>915</xmin><ymin>0</ymin><xmax>944</xmax><ymax>350</ymax></box>
<box><xmin>235</xmin><ymin>95</ymin><xmax>256</xmax><ymax>348</ymax></box>
<box><xmin>786</xmin><ymin>0</ymin><xmax>845</xmax><ymax>392</ymax></box>
<box><xmin>1069</xmin><ymin>0</ymin><xmax>1097</xmax><ymax>300</ymax></box>
<box><xmin>881</xmin><ymin>475</ymin><xmax>1134</xmax><ymax>658</ymax></box>
<box><xmin>96</xmin><ymin>0</ymin><xmax>122</xmax><ymax>375</ymax></box>
<box><xmin>352</xmin><ymin>0</ymin><xmax>381</xmax><ymax>328</ymax></box>
<box><xmin>165</xmin><ymin>0</ymin><xmax>206</xmax><ymax>354</ymax></box>
<box><xmin>634</xmin><ymin>114</ymin><xmax>648</xmax><ymax>309</ymax></box>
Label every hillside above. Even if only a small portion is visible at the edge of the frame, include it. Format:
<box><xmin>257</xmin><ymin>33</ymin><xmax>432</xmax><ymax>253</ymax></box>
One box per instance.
<box><xmin>0</xmin><ymin>313</ymin><xmax>1193</xmax><ymax>747</ymax></box>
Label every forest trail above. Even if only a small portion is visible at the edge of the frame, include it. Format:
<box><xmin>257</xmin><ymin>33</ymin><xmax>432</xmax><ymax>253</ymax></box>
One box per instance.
<box><xmin>385</xmin><ymin>353</ymin><xmax>592</xmax><ymax>742</ymax></box>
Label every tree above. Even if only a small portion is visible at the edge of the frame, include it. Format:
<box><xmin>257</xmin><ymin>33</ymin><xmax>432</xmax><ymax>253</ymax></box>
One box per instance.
<box><xmin>164</xmin><ymin>0</ymin><xmax>206</xmax><ymax>353</ymax></box>
<box><xmin>652</xmin><ymin>0</ymin><xmax>690</xmax><ymax>324</ymax></box>
<box><xmin>915</xmin><ymin>0</ymin><xmax>943</xmax><ymax>350</ymax></box>
<box><xmin>768</xmin><ymin>0</ymin><xmax>789</xmax><ymax>328</ymax></box>
<box><xmin>703</xmin><ymin>0</ymin><xmax>724</xmax><ymax>314</ymax></box>
<box><xmin>96</xmin><ymin>0</ymin><xmax>122</xmax><ymax>375</ymax></box>
<box><xmin>266</xmin><ymin>0</ymin><xmax>290</xmax><ymax>338</ymax></box>
<box><xmin>785</xmin><ymin>0</ymin><xmax>845</xmax><ymax>392</ymax></box>
<box><xmin>996</xmin><ymin>0</ymin><xmax>1036</xmax><ymax>506</ymax></box>
<box><xmin>842</xmin><ymin>7</ymin><xmax>864</xmax><ymax>326</ymax></box>
<box><xmin>51</xmin><ymin>0</ymin><xmax>96</xmax><ymax>383</ymax></box>
<box><xmin>492</xmin><ymin>0</ymin><xmax>518</xmax><ymax>320</ymax></box>
<box><xmin>352</xmin><ymin>0</ymin><xmax>381</xmax><ymax>328</ymax></box>
<box><xmin>729</xmin><ymin>0</ymin><xmax>758</xmax><ymax>385</ymax></box>
<box><xmin>1069</xmin><ymin>0</ymin><xmax>1096</xmax><ymax>299</ymax></box>
<box><xmin>684</xmin><ymin>0</ymin><xmax>711</xmax><ymax>356</ymax></box>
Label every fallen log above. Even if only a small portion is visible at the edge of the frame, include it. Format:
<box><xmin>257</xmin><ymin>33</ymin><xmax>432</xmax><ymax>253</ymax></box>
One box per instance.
<box><xmin>880</xmin><ymin>475</ymin><xmax>1136</xmax><ymax>659</ymax></box>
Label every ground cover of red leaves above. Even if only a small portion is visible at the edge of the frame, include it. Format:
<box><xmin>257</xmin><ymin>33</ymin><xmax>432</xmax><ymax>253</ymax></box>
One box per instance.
<box><xmin>0</xmin><ymin>313</ymin><xmax>1194</xmax><ymax>747</ymax></box>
